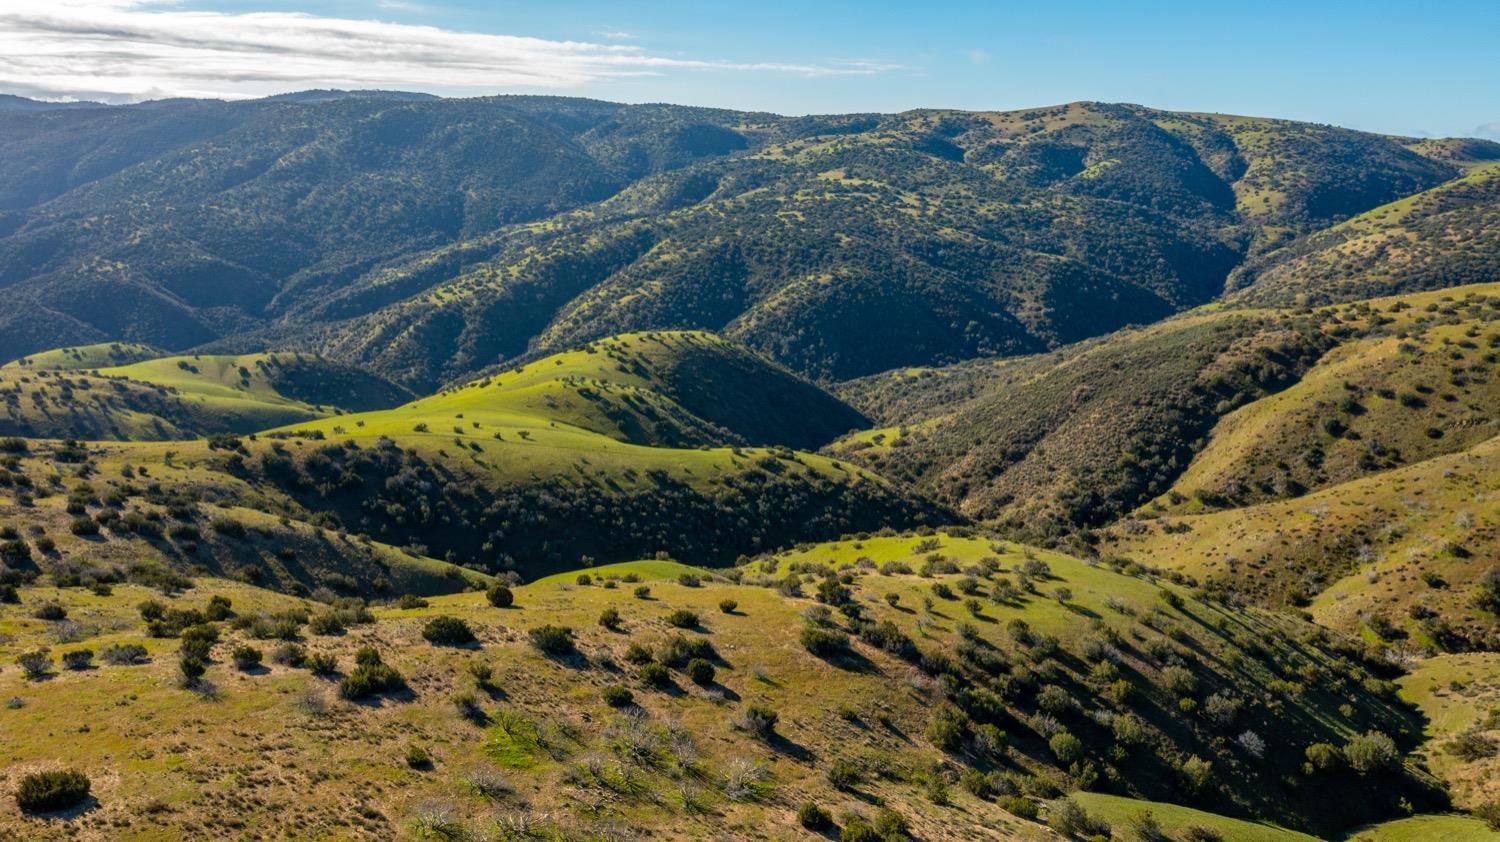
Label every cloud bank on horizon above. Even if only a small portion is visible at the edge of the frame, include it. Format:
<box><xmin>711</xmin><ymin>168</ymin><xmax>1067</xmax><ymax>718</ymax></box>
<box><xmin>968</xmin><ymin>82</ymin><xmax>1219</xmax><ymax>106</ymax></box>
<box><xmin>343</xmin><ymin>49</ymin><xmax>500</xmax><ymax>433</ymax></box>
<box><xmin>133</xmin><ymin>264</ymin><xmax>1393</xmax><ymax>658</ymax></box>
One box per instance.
<box><xmin>0</xmin><ymin>0</ymin><xmax>898</xmax><ymax>103</ymax></box>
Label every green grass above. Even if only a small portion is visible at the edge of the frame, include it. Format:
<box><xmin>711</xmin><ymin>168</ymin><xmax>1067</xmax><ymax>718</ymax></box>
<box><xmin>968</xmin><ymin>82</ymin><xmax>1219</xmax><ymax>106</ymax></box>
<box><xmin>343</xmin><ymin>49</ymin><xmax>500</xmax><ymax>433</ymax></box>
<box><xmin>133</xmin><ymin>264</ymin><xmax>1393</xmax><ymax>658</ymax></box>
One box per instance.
<box><xmin>530</xmin><ymin>559</ymin><xmax>708</xmax><ymax>587</ymax></box>
<box><xmin>2</xmin><ymin>342</ymin><xmax>162</xmax><ymax>371</ymax></box>
<box><xmin>1067</xmin><ymin>793</ymin><xmax>1321</xmax><ymax>842</ymax></box>
<box><xmin>1343</xmin><ymin>814</ymin><xmax>1500</xmax><ymax>841</ymax></box>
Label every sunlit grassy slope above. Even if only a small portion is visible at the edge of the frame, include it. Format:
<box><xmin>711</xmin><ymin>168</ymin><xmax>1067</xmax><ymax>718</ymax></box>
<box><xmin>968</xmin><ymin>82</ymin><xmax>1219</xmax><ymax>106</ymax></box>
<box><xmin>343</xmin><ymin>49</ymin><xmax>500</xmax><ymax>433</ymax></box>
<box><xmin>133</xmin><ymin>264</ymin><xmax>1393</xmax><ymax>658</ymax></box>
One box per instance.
<box><xmin>1065</xmin><ymin>792</ymin><xmax>1319</xmax><ymax>842</ymax></box>
<box><xmin>0</xmin><ymin>348</ymin><xmax>412</xmax><ymax>439</ymax></box>
<box><xmin>286</xmin><ymin>330</ymin><xmax>864</xmax><ymax>450</ymax></box>
<box><xmin>1</xmin><ymin>341</ymin><xmax>162</xmax><ymax>371</ymax></box>
<box><xmin>0</xmin><ymin>532</ymin><xmax>1446</xmax><ymax>839</ymax></box>
<box><xmin>1397</xmin><ymin>653</ymin><xmax>1500</xmax><ymax>811</ymax></box>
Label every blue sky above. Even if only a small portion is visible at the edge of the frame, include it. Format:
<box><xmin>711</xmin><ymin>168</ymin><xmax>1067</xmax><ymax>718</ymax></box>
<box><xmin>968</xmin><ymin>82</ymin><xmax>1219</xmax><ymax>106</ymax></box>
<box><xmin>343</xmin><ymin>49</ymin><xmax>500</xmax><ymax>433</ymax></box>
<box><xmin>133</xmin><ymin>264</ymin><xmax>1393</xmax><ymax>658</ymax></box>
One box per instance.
<box><xmin>3</xmin><ymin>1</ymin><xmax>1497</xmax><ymax>138</ymax></box>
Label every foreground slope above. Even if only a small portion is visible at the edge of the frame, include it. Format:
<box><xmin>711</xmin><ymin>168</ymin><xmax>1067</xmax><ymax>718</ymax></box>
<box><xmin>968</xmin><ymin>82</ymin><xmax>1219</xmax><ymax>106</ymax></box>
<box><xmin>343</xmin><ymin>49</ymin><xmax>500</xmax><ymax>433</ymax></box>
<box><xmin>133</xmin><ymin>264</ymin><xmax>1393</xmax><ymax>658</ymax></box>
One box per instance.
<box><xmin>0</xmin><ymin>532</ymin><xmax>1451</xmax><ymax>839</ymax></box>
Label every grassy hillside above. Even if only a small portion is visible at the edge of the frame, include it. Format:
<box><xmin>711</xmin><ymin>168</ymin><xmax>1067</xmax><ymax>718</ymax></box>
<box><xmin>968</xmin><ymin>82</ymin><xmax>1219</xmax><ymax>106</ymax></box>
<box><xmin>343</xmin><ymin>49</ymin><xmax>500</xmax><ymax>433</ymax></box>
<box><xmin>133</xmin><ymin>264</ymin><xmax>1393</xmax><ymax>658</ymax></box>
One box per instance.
<box><xmin>835</xmin><ymin>285</ymin><xmax>1500</xmax><ymax>553</ymax></box>
<box><xmin>833</xmin><ymin>309</ymin><xmax>1336</xmax><ymax>540</ymax></box>
<box><xmin>1065</xmin><ymin>792</ymin><xmax>1320</xmax><ymax>841</ymax></box>
<box><xmin>0</xmin><ymin>335</ymin><xmax>934</xmax><ymax>581</ymax></box>
<box><xmin>304</xmin><ymin>102</ymin><xmax>1468</xmax><ymax>388</ymax></box>
<box><xmin>0</xmin><ymin>349</ymin><xmax>412</xmax><ymax>440</ymax></box>
<box><xmin>0</xmin><ymin>532</ymin><xmax>1453</xmax><ymax>839</ymax></box>
<box><xmin>411</xmin><ymin>330</ymin><xmax>868</xmax><ymax>450</ymax></box>
<box><xmin>2</xmin><ymin>342</ymin><xmax>162</xmax><ymax>371</ymax></box>
<box><xmin>1231</xmin><ymin>159</ymin><xmax>1500</xmax><ymax>306</ymax></box>
<box><xmin>247</xmin><ymin>338</ymin><xmax>933</xmax><ymax>573</ymax></box>
<box><xmin>1396</xmin><ymin>653</ymin><xmax>1500</xmax><ymax>811</ymax></box>
<box><xmin>1149</xmin><ymin>292</ymin><xmax>1500</xmax><ymax>511</ymax></box>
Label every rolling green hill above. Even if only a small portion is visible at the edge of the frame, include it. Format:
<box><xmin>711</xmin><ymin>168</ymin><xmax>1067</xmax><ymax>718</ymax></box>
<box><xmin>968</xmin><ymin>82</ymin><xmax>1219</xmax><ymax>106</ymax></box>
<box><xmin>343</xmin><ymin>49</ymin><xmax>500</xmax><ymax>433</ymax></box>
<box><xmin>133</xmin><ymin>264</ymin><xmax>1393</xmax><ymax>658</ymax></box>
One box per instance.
<box><xmin>2</xmin><ymin>341</ymin><xmax>162</xmax><ymax>371</ymax></box>
<box><xmin>0</xmin><ymin>348</ymin><xmax>411</xmax><ymax>440</ymax></box>
<box><xmin>0</xmin><ymin>334</ymin><xmax>934</xmax><ymax>582</ymax></box>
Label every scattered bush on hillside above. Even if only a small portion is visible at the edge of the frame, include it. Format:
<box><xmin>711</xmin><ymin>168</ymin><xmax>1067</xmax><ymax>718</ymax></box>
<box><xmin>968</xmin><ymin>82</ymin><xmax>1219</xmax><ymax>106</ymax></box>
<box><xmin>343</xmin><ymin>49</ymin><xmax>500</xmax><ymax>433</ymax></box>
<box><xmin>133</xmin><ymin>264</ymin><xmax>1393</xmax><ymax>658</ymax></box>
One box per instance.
<box><xmin>15</xmin><ymin>769</ymin><xmax>90</xmax><ymax>813</ymax></box>
<box><xmin>1343</xmin><ymin>730</ymin><xmax>1399</xmax><ymax>774</ymax></box>
<box><xmin>421</xmin><ymin>616</ymin><xmax>476</xmax><ymax>646</ymax></box>
<box><xmin>527</xmin><ymin>625</ymin><xmax>574</xmax><ymax>656</ymax></box>
<box><xmin>797</xmin><ymin>800</ymin><xmax>833</xmax><ymax>830</ymax></box>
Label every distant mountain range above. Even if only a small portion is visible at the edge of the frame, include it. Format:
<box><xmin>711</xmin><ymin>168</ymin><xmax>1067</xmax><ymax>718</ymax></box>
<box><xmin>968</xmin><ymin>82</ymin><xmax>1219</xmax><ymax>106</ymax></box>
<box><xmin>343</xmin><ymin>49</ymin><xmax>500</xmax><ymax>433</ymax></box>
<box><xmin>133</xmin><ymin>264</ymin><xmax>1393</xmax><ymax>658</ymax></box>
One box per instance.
<box><xmin>0</xmin><ymin>93</ymin><xmax>1492</xmax><ymax>390</ymax></box>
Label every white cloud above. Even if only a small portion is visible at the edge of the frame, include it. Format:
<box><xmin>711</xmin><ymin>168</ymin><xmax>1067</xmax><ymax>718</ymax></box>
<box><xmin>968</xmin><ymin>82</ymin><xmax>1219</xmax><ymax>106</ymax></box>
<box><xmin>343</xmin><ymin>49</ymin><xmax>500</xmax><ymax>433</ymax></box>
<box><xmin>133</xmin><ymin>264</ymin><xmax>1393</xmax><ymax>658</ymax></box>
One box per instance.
<box><xmin>1476</xmin><ymin>122</ymin><xmax>1500</xmax><ymax>141</ymax></box>
<box><xmin>0</xmin><ymin>0</ymin><xmax>897</xmax><ymax>102</ymax></box>
<box><xmin>966</xmin><ymin>49</ymin><xmax>990</xmax><ymax>66</ymax></box>
<box><xmin>598</xmin><ymin>28</ymin><xmax>636</xmax><ymax>41</ymax></box>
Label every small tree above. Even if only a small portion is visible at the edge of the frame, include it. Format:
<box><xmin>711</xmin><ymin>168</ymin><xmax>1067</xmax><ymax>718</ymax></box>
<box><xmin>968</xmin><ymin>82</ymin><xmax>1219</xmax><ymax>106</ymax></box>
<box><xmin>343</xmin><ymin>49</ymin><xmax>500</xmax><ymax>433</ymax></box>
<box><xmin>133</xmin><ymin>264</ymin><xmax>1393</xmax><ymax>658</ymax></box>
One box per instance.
<box><xmin>1344</xmin><ymin>730</ymin><xmax>1399</xmax><ymax>774</ymax></box>
<box><xmin>486</xmin><ymin>583</ymin><xmax>513</xmax><ymax>608</ymax></box>
<box><xmin>17</xmin><ymin>649</ymin><xmax>51</xmax><ymax>680</ymax></box>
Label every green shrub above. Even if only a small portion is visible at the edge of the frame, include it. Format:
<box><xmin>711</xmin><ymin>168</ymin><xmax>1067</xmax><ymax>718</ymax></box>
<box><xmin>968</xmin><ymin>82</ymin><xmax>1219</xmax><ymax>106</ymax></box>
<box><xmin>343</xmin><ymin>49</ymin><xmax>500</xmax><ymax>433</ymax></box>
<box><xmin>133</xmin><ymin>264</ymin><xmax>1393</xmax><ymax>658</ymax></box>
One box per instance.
<box><xmin>1343</xmin><ymin>730</ymin><xmax>1398</xmax><ymax>774</ymax></box>
<box><xmin>204</xmin><ymin>595</ymin><xmax>233</xmax><ymax>621</ymax></box>
<box><xmin>633</xmin><ymin>585</ymin><xmax>651</xmax><ymax>599</ymax></box>
<box><xmin>307</xmin><ymin>611</ymin><xmax>346</xmax><ymax>636</ymax></box>
<box><xmin>598</xmin><ymin>607</ymin><xmax>622</xmax><ymax>630</ymax></box>
<box><xmin>17</xmin><ymin>649</ymin><xmax>51</xmax><ymax>680</ymax></box>
<box><xmin>421</xmin><ymin>615</ymin><xmax>475</xmax><ymax>646</ymax></box>
<box><xmin>840</xmin><ymin>819</ymin><xmax>879</xmax><ymax>842</ymax></box>
<box><xmin>486</xmin><ymin>583</ymin><xmax>513</xmax><ymax>608</ymax></box>
<box><xmin>527</xmin><ymin>624</ymin><xmax>574</xmax><ymax>656</ymax></box>
<box><xmin>666</xmin><ymin>608</ymin><xmax>699</xmax><ymax>628</ymax></box>
<box><xmin>1049</xmin><ymin>732</ymin><xmax>1084</xmax><ymax>763</ymax></box>
<box><xmin>638</xmin><ymin>662</ymin><xmax>671</xmax><ymax>688</ymax></box>
<box><xmin>873</xmin><ymin>808</ymin><xmax>909</xmax><ymax>839</ymax></box>
<box><xmin>718</xmin><ymin>599</ymin><xmax>738</xmax><ymax>613</ymax></box>
<box><xmin>307</xmin><ymin>652</ymin><xmax>338</xmax><ymax>675</ymax></box>
<box><xmin>926</xmin><ymin>704</ymin><xmax>968</xmax><ymax>751</ymax></box>
<box><xmin>797</xmin><ymin>800</ymin><xmax>832</xmax><ymax>830</ymax></box>
<box><xmin>270</xmin><ymin>642</ymin><xmax>306</xmax><ymax>667</ymax></box>
<box><xmin>736</xmin><ymin>704</ymin><xmax>778</xmax><ymax>739</ymax></box>
<box><xmin>602</xmin><ymin>685</ymin><xmax>634</xmax><ymax>707</ymax></box>
<box><xmin>994</xmin><ymin>795</ymin><xmax>1037</xmax><ymax>820</ymax></box>
<box><xmin>232</xmin><ymin>645</ymin><xmax>262</xmax><ymax>670</ymax></box>
<box><xmin>15</xmin><ymin>769</ymin><xmax>90</xmax><ymax>813</ymax></box>
<box><xmin>61</xmin><ymin>649</ymin><xmax>93</xmax><ymax>670</ymax></box>
<box><xmin>32</xmin><ymin>602</ymin><xmax>66</xmax><ymax>621</ymax></box>
<box><xmin>685</xmin><ymin>657</ymin><xmax>716</xmax><ymax>685</ymax></box>
<box><xmin>405</xmin><ymin>746</ymin><xmax>432</xmax><ymax>769</ymax></box>
<box><xmin>179</xmin><ymin>656</ymin><xmax>206</xmax><ymax>682</ymax></box>
<box><xmin>339</xmin><ymin>652</ymin><xmax>406</xmax><ymax>700</ymax></box>
<box><xmin>800</xmin><ymin>626</ymin><xmax>850</xmax><ymax>657</ymax></box>
<box><xmin>826</xmin><ymin>759</ymin><xmax>860</xmax><ymax>789</ymax></box>
<box><xmin>100</xmin><ymin>643</ymin><xmax>149</xmax><ymax>665</ymax></box>
<box><xmin>396</xmin><ymin>594</ymin><xmax>429</xmax><ymax>610</ymax></box>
